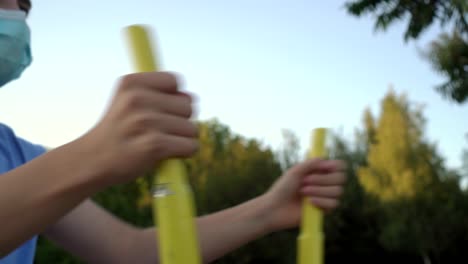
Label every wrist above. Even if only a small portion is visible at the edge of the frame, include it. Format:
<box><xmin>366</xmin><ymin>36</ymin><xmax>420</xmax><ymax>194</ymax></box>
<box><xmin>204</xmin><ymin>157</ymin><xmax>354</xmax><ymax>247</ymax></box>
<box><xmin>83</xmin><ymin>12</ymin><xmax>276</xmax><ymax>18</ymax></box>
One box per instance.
<box><xmin>250</xmin><ymin>194</ymin><xmax>278</xmax><ymax>235</ymax></box>
<box><xmin>60</xmin><ymin>135</ymin><xmax>111</xmax><ymax>194</ymax></box>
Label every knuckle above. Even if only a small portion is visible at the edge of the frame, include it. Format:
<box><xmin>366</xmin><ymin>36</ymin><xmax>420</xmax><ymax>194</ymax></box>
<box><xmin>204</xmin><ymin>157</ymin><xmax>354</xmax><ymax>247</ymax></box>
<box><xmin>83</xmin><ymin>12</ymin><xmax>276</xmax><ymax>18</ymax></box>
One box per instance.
<box><xmin>147</xmin><ymin>133</ymin><xmax>166</xmax><ymax>154</ymax></box>
<box><xmin>181</xmin><ymin>139</ymin><xmax>199</xmax><ymax>157</ymax></box>
<box><xmin>182</xmin><ymin>104</ymin><xmax>193</xmax><ymax>118</ymax></box>
<box><xmin>158</xmin><ymin>71</ymin><xmax>178</xmax><ymax>83</ymax></box>
<box><xmin>119</xmin><ymin>73</ymin><xmax>138</xmax><ymax>90</ymax></box>
<box><xmin>125</xmin><ymin>115</ymin><xmax>150</xmax><ymax>137</ymax></box>
<box><xmin>133</xmin><ymin>113</ymin><xmax>154</xmax><ymax>131</ymax></box>
<box><xmin>334</xmin><ymin>186</ymin><xmax>344</xmax><ymax>196</ymax></box>
<box><xmin>124</xmin><ymin>91</ymin><xmax>145</xmax><ymax>110</ymax></box>
<box><xmin>188</xmin><ymin>122</ymin><xmax>199</xmax><ymax>137</ymax></box>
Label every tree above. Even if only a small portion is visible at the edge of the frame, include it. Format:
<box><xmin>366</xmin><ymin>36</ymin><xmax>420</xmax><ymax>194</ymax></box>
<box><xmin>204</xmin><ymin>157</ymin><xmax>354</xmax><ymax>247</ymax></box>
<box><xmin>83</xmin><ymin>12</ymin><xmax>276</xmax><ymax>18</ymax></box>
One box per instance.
<box><xmin>324</xmin><ymin>132</ymin><xmax>391</xmax><ymax>263</ymax></box>
<box><xmin>463</xmin><ymin>150</ymin><xmax>468</xmax><ymax>179</ymax></box>
<box><xmin>345</xmin><ymin>0</ymin><xmax>468</xmax><ymax>103</ymax></box>
<box><xmin>377</xmin><ymin>170</ymin><xmax>468</xmax><ymax>264</ymax></box>
<box><xmin>185</xmin><ymin>119</ymin><xmax>295</xmax><ymax>263</ymax></box>
<box><xmin>358</xmin><ymin>89</ymin><xmax>436</xmax><ymax>201</ymax></box>
<box><xmin>36</xmin><ymin>119</ymin><xmax>290</xmax><ymax>264</ymax></box>
<box><xmin>462</xmin><ymin>134</ymin><xmax>468</xmax><ymax>178</ymax></box>
<box><xmin>355</xmin><ymin>89</ymin><xmax>468</xmax><ymax>263</ymax></box>
<box><xmin>426</xmin><ymin>30</ymin><xmax>468</xmax><ymax>103</ymax></box>
<box><xmin>277</xmin><ymin>129</ymin><xmax>301</xmax><ymax>171</ymax></box>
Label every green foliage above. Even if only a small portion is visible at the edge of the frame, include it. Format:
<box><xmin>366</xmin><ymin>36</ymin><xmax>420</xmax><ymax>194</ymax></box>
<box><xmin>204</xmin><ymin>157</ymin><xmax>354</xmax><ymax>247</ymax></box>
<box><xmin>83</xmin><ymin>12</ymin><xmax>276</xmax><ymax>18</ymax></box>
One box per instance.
<box><xmin>35</xmin><ymin>173</ymin><xmax>154</xmax><ymax>263</ymax></box>
<box><xmin>345</xmin><ymin>0</ymin><xmax>467</xmax><ymax>40</ymax></box>
<box><xmin>345</xmin><ymin>0</ymin><xmax>468</xmax><ymax>103</ymax></box>
<box><xmin>426</xmin><ymin>31</ymin><xmax>468</xmax><ymax>103</ymax></box>
<box><xmin>376</xmin><ymin>172</ymin><xmax>468</xmax><ymax>263</ymax></box>
<box><xmin>35</xmin><ymin>119</ymin><xmax>293</xmax><ymax>263</ymax></box>
<box><xmin>186</xmin><ymin>119</ymin><xmax>296</xmax><ymax>263</ymax></box>
<box><xmin>463</xmin><ymin>147</ymin><xmax>468</xmax><ymax>179</ymax></box>
<box><xmin>354</xmin><ymin>89</ymin><xmax>468</xmax><ymax>263</ymax></box>
<box><xmin>35</xmin><ymin>238</ymin><xmax>83</xmax><ymax>264</ymax></box>
<box><xmin>324</xmin><ymin>133</ymin><xmax>385</xmax><ymax>259</ymax></box>
<box><xmin>34</xmin><ymin>96</ymin><xmax>468</xmax><ymax>263</ymax></box>
<box><xmin>277</xmin><ymin>129</ymin><xmax>301</xmax><ymax>170</ymax></box>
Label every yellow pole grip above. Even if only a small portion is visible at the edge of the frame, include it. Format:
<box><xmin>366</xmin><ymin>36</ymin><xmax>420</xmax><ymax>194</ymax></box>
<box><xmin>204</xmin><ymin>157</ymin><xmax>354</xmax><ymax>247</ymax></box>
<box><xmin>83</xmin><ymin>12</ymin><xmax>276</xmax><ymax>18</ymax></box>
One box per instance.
<box><xmin>124</xmin><ymin>24</ymin><xmax>202</xmax><ymax>264</ymax></box>
<box><xmin>125</xmin><ymin>25</ymin><xmax>159</xmax><ymax>72</ymax></box>
<box><xmin>298</xmin><ymin>128</ymin><xmax>327</xmax><ymax>264</ymax></box>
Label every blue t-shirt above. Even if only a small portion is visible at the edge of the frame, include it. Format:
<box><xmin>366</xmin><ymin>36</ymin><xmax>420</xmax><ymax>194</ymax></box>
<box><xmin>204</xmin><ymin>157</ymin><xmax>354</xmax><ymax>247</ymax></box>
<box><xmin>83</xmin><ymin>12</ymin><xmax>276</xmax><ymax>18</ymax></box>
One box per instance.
<box><xmin>0</xmin><ymin>123</ymin><xmax>46</xmax><ymax>264</ymax></box>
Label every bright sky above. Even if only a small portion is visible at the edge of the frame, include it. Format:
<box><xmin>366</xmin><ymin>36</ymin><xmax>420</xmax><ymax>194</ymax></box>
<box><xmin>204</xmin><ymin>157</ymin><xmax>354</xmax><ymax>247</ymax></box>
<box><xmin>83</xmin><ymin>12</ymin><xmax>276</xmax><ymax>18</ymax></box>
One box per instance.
<box><xmin>1</xmin><ymin>0</ymin><xmax>467</xmax><ymax>170</ymax></box>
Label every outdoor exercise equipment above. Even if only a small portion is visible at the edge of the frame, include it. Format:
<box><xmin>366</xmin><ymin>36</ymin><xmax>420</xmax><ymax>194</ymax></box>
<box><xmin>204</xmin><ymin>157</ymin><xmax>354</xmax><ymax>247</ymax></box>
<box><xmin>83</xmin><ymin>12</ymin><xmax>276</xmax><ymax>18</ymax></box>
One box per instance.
<box><xmin>125</xmin><ymin>25</ymin><xmax>202</xmax><ymax>264</ymax></box>
<box><xmin>124</xmin><ymin>24</ymin><xmax>327</xmax><ymax>264</ymax></box>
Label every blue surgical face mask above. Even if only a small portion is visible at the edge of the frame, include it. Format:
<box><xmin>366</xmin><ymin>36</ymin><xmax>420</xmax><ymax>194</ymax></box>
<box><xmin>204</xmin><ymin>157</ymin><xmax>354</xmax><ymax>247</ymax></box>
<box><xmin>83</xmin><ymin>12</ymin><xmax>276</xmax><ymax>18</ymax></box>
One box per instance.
<box><xmin>0</xmin><ymin>9</ymin><xmax>32</xmax><ymax>87</ymax></box>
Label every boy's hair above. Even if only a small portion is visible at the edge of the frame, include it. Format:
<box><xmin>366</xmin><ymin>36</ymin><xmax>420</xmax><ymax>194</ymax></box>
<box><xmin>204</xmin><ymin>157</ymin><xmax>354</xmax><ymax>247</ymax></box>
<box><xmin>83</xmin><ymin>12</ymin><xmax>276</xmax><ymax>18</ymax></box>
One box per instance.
<box><xmin>18</xmin><ymin>0</ymin><xmax>31</xmax><ymax>14</ymax></box>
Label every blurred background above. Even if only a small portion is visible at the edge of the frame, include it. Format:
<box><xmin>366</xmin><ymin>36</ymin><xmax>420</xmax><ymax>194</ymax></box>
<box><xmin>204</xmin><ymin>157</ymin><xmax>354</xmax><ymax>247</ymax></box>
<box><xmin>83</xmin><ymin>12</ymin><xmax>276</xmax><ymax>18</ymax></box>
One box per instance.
<box><xmin>1</xmin><ymin>0</ymin><xmax>466</xmax><ymax>263</ymax></box>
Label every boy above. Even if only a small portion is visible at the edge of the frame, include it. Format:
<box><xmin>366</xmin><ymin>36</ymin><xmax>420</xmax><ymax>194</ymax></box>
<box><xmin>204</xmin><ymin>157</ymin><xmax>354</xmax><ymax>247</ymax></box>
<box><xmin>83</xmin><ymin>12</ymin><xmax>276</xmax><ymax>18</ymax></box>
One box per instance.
<box><xmin>0</xmin><ymin>0</ymin><xmax>346</xmax><ymax>263</ymax></box>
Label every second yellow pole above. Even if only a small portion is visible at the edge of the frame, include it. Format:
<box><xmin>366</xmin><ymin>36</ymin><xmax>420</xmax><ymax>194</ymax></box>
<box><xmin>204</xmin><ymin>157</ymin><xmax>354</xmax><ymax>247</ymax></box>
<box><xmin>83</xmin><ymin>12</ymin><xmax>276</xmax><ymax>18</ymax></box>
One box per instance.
<box><xmin>298</xmin><ymin>128</ymin><xmax>327</xmax><ymax>264</ymax></box>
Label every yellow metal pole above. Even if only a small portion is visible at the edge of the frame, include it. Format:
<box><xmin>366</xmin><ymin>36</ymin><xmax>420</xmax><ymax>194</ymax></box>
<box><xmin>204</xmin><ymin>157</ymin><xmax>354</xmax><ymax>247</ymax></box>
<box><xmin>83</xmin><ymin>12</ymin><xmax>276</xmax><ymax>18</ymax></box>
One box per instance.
<box><xmin>124</xmin><ymin>25</ymin><xmax>202</xmax><ymax>264</ymax></box>
<box><xmin>298</xmin><ymin>128</ymin><xmax>327</xmax><ymax>264</ymax></box>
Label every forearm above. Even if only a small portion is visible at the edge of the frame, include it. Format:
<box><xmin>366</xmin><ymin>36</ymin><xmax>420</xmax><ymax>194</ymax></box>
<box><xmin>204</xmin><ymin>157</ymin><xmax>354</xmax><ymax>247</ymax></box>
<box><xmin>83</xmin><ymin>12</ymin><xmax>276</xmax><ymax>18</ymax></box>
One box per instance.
<box><xmin>196</xmin><ymin>195</ymin><xmax>272</xmax><ymax>263</ymax></box>
<box><xmin>0</xmin><ymin>137</ymin><xmax>103</xmax><ymax>256</ymax></box>
<box><xmin>135</xmin><ymin>195</ymin><xmax>273</xmax><ymax>264</ymax></box>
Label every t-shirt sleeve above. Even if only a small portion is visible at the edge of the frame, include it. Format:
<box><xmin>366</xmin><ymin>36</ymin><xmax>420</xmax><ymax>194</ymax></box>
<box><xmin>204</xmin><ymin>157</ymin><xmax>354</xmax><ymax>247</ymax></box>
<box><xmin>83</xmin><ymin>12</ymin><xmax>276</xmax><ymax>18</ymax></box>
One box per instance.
<box><xmin>16</xmin><ymin>137</ymin><xmax>47</xmax><ymax>162</ymax></box>
<box><xmin>0</xmin><ymin>123</ymin><xmax>47</xmax><ymax>167</ymax></box>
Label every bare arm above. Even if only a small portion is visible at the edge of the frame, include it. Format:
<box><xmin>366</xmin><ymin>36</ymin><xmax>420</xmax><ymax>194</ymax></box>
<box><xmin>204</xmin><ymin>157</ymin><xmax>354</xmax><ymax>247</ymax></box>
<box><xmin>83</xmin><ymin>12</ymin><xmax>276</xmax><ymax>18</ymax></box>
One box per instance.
<box><xmin>140</xmin><ymin>195</ymin><xmax>271</xmax><ymax>263</ymax></box>
<box><xmin>44</xmin><ymin>159</ymin><xmax>346</xmax><ymax>264</ymax></box>
<box><xmin>0</xmin><ymin>138</ymin><xmax>104</xmax><ymax>257</ymax></box>
<box><xmin>44</xmin><ymin>196</ymin><xmax>272</xmax><ymax>264</ymax></box>
<box><xmin>0</xmin><ymin>72</ymin><xmax>199</xmax><ymax>257</ymax></box>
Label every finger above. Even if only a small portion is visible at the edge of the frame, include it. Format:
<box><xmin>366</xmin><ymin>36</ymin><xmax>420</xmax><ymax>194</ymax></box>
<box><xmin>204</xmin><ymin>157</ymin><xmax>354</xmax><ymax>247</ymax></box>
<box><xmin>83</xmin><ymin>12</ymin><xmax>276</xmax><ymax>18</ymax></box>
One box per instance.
<box><xmin>121</xmin><ymin>88</ymin><xmax>193</xmax><ymax>118</ymax></box>
<box><xmin>159</xmin><ymin>134</ymin><xmax>199</xmax><ymax>158</ymax></box>
<box><xmin>300</xmin><ymin>185</ymin><xmax>343</xmax><ymax>198</ymax></box>
<box><xmin>316</xmin><ymin>160</ymin><xmax>347</xmax><ymax>173</ymax></box>
<box><xmin>155</xmin><ymin>114</ymin><xmax>198</xmax><ymax>138</ymax></box>
<box><xmin>129</xmin><ymin>113</ymin><xmax>198</xmax><ymax>138</ymax></box>
<box><xmin>120</xmin><ymin>71</ymin><xmax>179</xmax><ymax>94</ymax></box>
<box><xmin>176</xmin><ymin>91</ymin><xmax>198</xmax><ymax>102</ymax></box>
<box><xmin>155</xmin><ymin>92</ymin><xmax>193</xmax><ymax>118</ymax></box>
<box><xmin>302</xmin><ymin>172</ymin><xmax>346</xmax><ymax>186</ymax></box>
<box><xmin>288</xmin><ymin>158</ymin><xmax>325</xmax><ymax>177</ymax></box>
<box><xmin>309</xmin><ymin>197</ymin><xmax>339</xmax><ymax>211</ymax></box>
<box><xmin>177</xmin><ymin>91</ymin><xmax>200</xmax><ymax>118</ymax></box>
